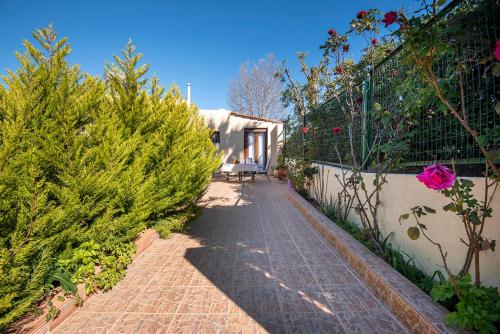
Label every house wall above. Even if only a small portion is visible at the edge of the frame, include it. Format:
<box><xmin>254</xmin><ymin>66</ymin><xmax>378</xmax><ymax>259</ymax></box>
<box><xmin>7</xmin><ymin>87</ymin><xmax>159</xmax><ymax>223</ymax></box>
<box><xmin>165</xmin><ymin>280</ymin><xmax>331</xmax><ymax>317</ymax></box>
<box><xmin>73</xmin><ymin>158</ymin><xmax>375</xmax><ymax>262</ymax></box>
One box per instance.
<box><xmin>308</xmin><ymin>162</ymin><xmax>500</xmax><ymax>288</ymax></box>
<box><xmin>200</xmin><ymin>109</ymin><xmax>284</xmax><ymax>172</ymax></box>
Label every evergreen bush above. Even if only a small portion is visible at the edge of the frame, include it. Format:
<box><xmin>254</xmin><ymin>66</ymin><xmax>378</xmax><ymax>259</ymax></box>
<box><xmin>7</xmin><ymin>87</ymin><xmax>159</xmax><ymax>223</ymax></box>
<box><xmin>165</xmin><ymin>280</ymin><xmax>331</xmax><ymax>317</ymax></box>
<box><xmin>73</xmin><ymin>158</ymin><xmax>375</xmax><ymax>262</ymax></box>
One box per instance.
<box><xmin>0</xmin><ymin>25</ymin><xmax>220</xmax><ymax>330</ymax></box>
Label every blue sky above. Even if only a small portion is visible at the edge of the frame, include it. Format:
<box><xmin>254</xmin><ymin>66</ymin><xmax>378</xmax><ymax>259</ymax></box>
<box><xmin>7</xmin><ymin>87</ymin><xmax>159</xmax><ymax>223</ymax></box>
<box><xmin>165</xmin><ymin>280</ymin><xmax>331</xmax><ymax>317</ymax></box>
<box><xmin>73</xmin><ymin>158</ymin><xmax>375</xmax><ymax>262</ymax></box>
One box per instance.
<box><xmin>0</xmin><ymin>0</ymin><xmax>419</xmax><ymax>109</ymax></box>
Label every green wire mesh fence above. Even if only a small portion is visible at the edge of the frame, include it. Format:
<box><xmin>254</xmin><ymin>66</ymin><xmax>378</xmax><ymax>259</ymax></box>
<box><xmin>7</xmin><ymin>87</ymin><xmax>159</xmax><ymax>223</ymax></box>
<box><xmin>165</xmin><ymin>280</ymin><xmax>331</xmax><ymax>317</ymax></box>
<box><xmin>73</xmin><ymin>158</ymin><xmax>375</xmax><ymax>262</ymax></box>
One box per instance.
<box><xmin>371</xmin><ymin>0</ymin><xmax>499</xmax><ymax>166</ymax></box>
<box><xmin>286</xmin><ymin>0</ymin><xmax>499</xmax><ymax>171</ymax></box>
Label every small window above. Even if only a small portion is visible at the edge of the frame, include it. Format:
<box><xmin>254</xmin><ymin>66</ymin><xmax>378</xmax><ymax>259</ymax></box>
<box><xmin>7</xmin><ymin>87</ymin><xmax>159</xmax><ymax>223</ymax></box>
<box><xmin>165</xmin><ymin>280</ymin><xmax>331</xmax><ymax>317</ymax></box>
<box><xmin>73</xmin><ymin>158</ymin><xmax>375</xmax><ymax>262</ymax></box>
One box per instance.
<box><xmin>211</xmin><ymin>131</ymin><xmax>220</xmax><ymax>145</ymax></box>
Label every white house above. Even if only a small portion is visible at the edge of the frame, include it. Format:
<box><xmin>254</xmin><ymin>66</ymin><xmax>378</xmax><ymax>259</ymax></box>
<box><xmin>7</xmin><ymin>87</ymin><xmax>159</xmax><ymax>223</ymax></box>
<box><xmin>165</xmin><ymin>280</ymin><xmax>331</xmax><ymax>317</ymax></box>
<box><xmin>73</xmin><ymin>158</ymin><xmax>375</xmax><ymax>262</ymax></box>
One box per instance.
<box><xmin>200</xmin><ymin>109</ymin><xmax>284</xmax><ymax>173</ymax></box>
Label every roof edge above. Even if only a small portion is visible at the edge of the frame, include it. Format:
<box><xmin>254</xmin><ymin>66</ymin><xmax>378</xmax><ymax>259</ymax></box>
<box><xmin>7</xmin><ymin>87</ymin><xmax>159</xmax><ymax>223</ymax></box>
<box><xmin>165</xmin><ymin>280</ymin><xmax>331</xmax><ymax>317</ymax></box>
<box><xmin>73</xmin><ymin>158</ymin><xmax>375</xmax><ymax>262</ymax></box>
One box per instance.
<box><xmin>229</xmin><ymin>112</ymin><xmax>283</xmax><ymax>124</ymax></box>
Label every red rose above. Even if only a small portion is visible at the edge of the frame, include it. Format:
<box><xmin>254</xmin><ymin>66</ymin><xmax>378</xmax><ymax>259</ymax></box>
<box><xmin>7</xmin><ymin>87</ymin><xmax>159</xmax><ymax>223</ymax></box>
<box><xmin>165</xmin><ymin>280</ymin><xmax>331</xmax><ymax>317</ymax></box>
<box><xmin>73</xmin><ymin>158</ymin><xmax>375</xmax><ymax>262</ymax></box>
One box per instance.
<box><xmin>372</xmin><ymin>38</ymin><xmax>378</xmax><ymax>45</ymax></box>
<box><xmin>357</xmin><ymin>10</ymin><xmax>367</xmax><ymax>19</ymax></box>
<box><xmin>332</xmin><ymin>127</ymin><xmax>341</xmax><ymax>135</ymax></box>
<box><xmin>328</xmin><ymin>28</ymin><xmax>336</xmax><ymax>36</ymax></box>
<box><xmin>334</xmin><ymin>65</ymin><xmax>344</xmax><ymax>74</ymax></box>
<box><xmin>495</xmin><ymin>38</ymin><xmax>500</xmax><ymax>61</ymax></box>
<box><xmin>342</xmin><ymin>45</ymin><xmax>350</xmax><ymax>53</ymax></box>
<box><xmin>301</xmin><ymin>127</ymin><xmax>309</xmax><ymax>134</ymax></box>
<box><xmin>382</xmin><ymin>11</ymin><xmax>397</xmax><ymax>26</ymax></box>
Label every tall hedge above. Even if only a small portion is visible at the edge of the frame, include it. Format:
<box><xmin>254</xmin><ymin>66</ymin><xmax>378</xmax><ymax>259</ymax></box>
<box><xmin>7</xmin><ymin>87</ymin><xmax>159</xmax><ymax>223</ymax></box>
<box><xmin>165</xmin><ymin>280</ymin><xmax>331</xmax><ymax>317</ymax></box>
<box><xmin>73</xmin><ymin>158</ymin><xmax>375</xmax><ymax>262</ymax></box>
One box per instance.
<box><xmin>0</xmin><ymin>26</ymin><xmax>220</xmax><ymax>329</ymax></box>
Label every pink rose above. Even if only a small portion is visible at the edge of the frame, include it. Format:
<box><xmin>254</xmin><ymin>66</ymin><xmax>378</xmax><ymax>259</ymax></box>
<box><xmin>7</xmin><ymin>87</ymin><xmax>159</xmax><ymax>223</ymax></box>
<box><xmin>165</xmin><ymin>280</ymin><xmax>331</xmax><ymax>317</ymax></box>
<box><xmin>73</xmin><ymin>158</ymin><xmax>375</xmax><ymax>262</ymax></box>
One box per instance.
<box><xmin>416</xmin><ymin>164</ymin><xmax>456</xmax><ymax>190</ymax></box>
<box><xmin>495</xmin><ymin>38</ymin><xmax>500</xmax><ymax>61</ymax></box>
<box><xmin>301</xmin><ymin>127</ymin><xmax>309</xmax><ymax>134</ymax></box>
<box><xmin>328</xmin><ymin>28</ymin><xmax>336</xmax><ymax>36</ymax></box>
<box><xmin>382</xmin><ymin>11</ymin><xmax>397</xmax><ymax>26</ymax></box>
<box><xmin>372</xmin><ymin>38</ymin><xmax>378</xmax><ymax>46</ymax></box>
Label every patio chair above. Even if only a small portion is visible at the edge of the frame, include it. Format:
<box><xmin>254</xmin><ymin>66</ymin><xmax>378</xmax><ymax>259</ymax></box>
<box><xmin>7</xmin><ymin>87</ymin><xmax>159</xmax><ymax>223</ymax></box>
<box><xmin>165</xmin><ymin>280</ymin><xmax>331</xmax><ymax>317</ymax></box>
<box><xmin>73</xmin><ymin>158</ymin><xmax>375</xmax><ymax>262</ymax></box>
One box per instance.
<box><xmin>261</xmin><ymin>159</ymin><xmax>271</xmax><ymax>182</ymax></box>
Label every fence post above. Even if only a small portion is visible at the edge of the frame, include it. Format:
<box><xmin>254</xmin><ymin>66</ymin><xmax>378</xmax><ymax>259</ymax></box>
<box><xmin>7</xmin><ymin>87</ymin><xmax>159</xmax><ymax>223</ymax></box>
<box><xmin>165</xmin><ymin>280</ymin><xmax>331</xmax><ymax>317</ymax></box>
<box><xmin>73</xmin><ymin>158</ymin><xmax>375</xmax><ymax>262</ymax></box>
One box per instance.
<box><xmin>361</xmin><ymin>77</ymin><xmax>372</xmax><ymax>169</ymax></box>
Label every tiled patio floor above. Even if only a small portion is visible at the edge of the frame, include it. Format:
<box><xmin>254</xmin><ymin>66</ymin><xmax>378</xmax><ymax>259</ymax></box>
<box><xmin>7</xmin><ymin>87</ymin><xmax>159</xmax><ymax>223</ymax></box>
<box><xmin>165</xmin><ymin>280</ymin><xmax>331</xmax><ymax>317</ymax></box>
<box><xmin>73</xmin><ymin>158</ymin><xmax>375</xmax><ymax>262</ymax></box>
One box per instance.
<box><xmin>54</xmin><ymin>177</ymin><xmax>409</xmax><ymax>333</ymax></box>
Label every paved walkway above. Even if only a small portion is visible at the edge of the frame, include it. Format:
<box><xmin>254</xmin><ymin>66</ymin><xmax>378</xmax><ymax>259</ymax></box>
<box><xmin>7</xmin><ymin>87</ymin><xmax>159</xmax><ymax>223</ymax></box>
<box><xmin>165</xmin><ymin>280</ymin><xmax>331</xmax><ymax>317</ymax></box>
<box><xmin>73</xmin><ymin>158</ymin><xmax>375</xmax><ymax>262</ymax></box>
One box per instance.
<box><xmin>54</xmin><ymin>177</ymin><xmax>408</xmax><ymax>333</ymax></box>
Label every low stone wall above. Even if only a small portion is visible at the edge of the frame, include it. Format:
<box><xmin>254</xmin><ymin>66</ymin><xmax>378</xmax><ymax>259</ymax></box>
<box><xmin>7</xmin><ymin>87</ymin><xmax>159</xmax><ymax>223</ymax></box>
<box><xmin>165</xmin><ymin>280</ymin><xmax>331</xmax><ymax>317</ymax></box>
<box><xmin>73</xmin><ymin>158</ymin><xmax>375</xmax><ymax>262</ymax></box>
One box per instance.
<box><xmin>307</xmin><ymin>162</ymin><xmax>500</xmax><ymax>288</ymax></box>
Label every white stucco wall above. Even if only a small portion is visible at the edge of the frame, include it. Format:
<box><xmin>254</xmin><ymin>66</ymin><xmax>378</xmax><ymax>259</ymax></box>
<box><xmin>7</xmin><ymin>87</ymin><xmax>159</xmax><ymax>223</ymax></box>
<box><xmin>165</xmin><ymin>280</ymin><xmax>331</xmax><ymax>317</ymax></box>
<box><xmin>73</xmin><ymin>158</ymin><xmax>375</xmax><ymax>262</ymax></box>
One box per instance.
<box><xmin>200</xmin><ymin>109</ymin><xmax>284</xmax><ymax>172</ymax></box>
<box><xmin>308</xmin><ymin>162</ymin><xmax>500</xmax><ymax>288</ymax></box>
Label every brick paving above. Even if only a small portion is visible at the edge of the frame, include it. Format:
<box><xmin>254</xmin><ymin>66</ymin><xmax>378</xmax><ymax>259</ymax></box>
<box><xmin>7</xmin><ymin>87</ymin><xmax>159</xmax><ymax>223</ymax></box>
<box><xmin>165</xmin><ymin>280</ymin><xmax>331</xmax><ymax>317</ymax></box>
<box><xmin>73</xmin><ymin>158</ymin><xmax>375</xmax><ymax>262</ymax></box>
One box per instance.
<box><xmin>54</xmin><ymin>177</ymin><xmax>409</xmax><ymax>333</ymax></box>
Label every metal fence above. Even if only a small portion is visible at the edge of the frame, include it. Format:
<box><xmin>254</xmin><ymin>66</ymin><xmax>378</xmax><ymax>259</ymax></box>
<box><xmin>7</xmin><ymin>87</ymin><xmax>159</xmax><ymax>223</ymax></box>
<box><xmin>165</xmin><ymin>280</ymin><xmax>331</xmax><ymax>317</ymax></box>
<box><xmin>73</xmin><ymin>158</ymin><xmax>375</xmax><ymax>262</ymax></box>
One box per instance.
<box><xmin>287</xmin><ymin>0</ymin><xmax>499</xmax><ymax>170</ymax></box>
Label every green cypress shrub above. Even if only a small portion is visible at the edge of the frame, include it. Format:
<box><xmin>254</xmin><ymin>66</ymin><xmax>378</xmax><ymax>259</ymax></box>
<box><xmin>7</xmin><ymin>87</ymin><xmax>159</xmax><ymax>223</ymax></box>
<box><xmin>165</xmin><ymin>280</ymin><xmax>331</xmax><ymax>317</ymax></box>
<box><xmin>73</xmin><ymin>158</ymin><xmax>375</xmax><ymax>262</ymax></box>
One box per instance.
<box><xmin>0</xmin><ymin>26</ymin><xmax>220</xmax><ymax>330</ymax></box>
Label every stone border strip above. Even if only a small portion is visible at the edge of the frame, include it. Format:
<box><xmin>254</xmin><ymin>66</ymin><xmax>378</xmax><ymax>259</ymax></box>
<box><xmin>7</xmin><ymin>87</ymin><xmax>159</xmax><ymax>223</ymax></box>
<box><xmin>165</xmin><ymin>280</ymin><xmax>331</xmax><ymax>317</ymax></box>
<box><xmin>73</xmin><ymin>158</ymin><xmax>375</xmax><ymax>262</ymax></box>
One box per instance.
<box><xmin>25</xmin><ymin>229</ymin><xmax>160</xmax><ymax>334</ymax></box>
<box><xmin>285</xmin><ymin>188</ymin><xmax>465</xmax><ymax>334</ymax></box>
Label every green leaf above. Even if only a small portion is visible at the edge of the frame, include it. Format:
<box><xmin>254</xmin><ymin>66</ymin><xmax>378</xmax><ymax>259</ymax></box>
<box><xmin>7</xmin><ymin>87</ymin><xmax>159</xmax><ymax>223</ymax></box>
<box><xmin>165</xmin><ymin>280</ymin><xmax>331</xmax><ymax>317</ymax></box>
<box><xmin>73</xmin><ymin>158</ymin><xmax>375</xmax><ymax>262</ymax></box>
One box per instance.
<box><xmin>373</xmin><ymin>102</ymin><xmax>382</xmax><ymax>112</ymax></box>
<box><xmin>423</xmin><ymin>206</ymin><xmax>436</xmax><ymax>214</ymax></box>
<box><xmin>399</xmin><ymin>213</ymin><xmax>410</xmax><ymax>223</ymax></box>
<box><xmin>437</xmin><ymin>0</ymin><xmax>447</xmax><ymax>5</ymax></box>
<box><xmin>47</xmin><ymin>268</ymin><xmax>77</xmax><ymax>293</ymax></box>
<box><xmin>460</xmin><ymin>179</ymin><xmax>474</xmax><ymax>187</ymax></box>
<box><xmin>469</xmin><ymin>212</ymin><xmax>482</xmax><ymax>225</ymax></box>
<box><xmin>443</xmin><ymin>203</ymin><xmax>456</xmax><ymax>212</ymax></box>
<box><xmin>493</xmin><ymin>63</ymin><xmax>500</xmax><ymax>77</ymax></box>
<box><xmin>407</xmin><ymin>227</ymin><xmax>420</xmax><ymax>240</ymax></box>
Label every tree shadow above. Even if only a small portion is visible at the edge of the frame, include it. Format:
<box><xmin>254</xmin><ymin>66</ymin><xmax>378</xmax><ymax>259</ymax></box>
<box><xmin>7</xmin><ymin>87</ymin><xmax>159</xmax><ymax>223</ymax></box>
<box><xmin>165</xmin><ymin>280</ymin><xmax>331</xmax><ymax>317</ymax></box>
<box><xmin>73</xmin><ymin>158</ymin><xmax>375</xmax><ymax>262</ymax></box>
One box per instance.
<box><xmin>183</xmin><ymin>182</ymin><xmax>344</xmax><ymax>333</ymax></box>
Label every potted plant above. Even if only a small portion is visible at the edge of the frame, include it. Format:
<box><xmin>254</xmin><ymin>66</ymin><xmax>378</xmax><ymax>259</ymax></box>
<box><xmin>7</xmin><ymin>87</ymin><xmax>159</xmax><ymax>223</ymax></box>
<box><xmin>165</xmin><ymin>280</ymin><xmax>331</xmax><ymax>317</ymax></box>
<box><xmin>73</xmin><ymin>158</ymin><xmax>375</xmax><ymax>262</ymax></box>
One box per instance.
<box><xmin>274</xmin><ymin>154</ymin><xmax>287</xmax><ymax>180</ymax></box>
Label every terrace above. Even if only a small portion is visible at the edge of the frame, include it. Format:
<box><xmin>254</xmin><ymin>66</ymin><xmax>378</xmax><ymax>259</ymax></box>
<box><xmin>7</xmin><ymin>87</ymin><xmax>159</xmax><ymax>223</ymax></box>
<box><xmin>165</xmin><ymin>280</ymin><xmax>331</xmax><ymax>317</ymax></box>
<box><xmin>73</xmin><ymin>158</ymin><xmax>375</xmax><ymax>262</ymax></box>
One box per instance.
<box><xmin>44</xmin><ymin>177</ymin><xmax>454</xmax><ymax>333</ymax></box>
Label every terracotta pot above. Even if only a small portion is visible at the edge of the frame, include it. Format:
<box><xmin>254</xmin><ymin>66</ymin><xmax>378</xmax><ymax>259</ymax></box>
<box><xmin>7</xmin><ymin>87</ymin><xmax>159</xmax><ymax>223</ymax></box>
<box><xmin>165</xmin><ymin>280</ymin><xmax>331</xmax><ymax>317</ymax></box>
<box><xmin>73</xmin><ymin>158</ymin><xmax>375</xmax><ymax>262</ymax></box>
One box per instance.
<box><xmin>277</xmin><ymin>167</ymin><xmax>287</xmax><ymax>180</ymax></box>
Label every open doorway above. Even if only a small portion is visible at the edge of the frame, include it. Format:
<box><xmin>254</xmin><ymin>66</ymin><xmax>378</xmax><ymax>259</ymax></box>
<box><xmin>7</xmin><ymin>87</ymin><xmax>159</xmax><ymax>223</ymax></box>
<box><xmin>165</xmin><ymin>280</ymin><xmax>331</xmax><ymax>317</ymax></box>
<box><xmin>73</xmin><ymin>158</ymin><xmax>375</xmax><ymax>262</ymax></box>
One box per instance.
<box><xmin>244</xmin><ymin>128</ymin><xmax>267</xmax><ymax>172</ymax></box>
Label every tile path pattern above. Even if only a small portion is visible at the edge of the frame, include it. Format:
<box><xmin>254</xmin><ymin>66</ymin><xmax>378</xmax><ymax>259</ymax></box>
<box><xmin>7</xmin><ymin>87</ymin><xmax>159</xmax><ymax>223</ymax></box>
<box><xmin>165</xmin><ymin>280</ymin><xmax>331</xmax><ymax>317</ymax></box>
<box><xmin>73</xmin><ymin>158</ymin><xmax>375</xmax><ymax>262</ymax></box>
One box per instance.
<box><xmin>54</xmin><ymin>177</ymin><xmax>409</xmax><ymax>333</ymax></box>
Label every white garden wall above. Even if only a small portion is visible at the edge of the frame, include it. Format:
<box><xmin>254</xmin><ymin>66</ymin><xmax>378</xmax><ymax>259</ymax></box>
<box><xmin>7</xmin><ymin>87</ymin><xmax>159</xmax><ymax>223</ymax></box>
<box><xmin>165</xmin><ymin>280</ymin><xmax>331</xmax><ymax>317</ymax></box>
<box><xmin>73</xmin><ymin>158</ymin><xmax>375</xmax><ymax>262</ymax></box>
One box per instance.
<box><xmin>308</xmin><ymin>162</ymin><xmax>500</xmax><ymax>288</ymax></box>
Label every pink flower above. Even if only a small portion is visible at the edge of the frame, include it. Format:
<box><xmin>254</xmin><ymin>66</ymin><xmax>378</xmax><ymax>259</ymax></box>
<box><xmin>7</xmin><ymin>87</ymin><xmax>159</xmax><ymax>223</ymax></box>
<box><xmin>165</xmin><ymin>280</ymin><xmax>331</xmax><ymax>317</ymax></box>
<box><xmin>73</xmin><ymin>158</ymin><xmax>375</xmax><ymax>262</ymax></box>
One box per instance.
<box><xmin>334</xmin><ymin>65</ymin><xmax>344</xmax><ymax>74</ymax></box>
<box><xmin>372</xmin><ymin>38</ymin><xmax>378</xmax><ymax>45</ymax></box>
<box><xmin>343</xmin><ymin>45</ymin><xmax>350</xmax><ymax>52</ymax></box>
<box><xmin>328</xmin><ymin>28</ymin><xmax>336</xmax><ymax>36</ymax></box>
<box><xmin>332</xmin><ymin>127</ymin><xmax>341</xmax><ymax>135</ymax></box>
<box><xmin>357</xmin><ymin>10</ymin><xmax>367</xmax><ymax>19</ymax></box>
<box><xmin>301</xmin><ymin>127</ymin><xmax>309</xmax><ymax>134</ymax></box>
<box><xmin>495</xmin><ymin>38</ymin><xmax>500</xmax><ymax>61</ymax></box>
<box><xmin>416</xmin><ymin>164</ymin><xmax>456</xmax><ymax>190</ymax></box>
<box><xmin>382</xmin><ymin>11</ymin><xmax>398</xmax><ymax>26</ymax></box>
